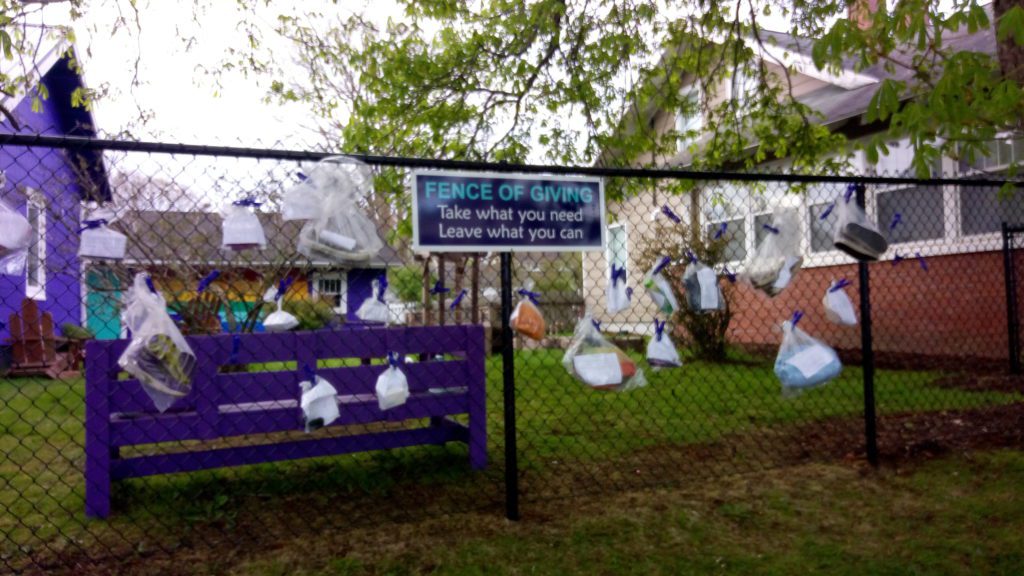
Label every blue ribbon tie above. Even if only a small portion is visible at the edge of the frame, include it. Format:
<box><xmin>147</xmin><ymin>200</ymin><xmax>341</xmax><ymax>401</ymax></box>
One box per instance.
<box><xmin>654</xmin><ymin>319</ymin><xmax>666</xmax><ymax>341</ymax></box>
<box><xmin>916</xmin><ymin>252</ymin><xmax>929</xmax><ymax>271</ymax></box>
<box><xmin>661</xmin><ymin>205</ymin><xmax>681</xmax><ymax>224</ymax></box>
<box><xmin>791</xmin><ymin>310</ymin><xmax>804</xmax><ymax>326</ymax></box>
<box><xmin>714</xmin><ymin>222</ymin><xmax>728</xmax><ymax>239</ymax></box>
<box><xmin>652</xmin><ymin>256</ymin><xmax>671</xmax><ymax>275</ymax></box>
<box><xmin>762</xmin><ymin>223</ymin><xmax>780</xmax><ymax>235</ymax></box>
<box><xmin>829</xmin><ymin>278</ymin><xmax>852</xmax><ymax>292</ymax></box>
<box><xmin>517</xmin><ymin>289</ymin><xmax>540</xmax><ymax>305</ymax></box>
<box><xmin>197</xmin><ymin>270</ymin><xmax>221</xmax><ymax>294</ymax></box>
<box><xmin>819</xmin><ymin>203</ymin><xmax>835</xmax><ymax>220</ymax></box>
<box><xmin>450</xmin><ymin>289</ymin><xmax>467</xmax><ymax>310</ymax></box>
<box><xmin>233</xmin><ymin>197</ymin><xmax>262</xmax><ymax>207</ymax></box>
<box><xmin>78</xmin><ymin>219</ymin><xmax>108</xmax><ymax>233</ymax></box>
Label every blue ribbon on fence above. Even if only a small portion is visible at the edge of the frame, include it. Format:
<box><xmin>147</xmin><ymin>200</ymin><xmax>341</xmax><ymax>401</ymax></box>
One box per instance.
<box><xmin>430</xmin><ymin>280</ymin><xmax>450</xmax><ymax>295</ymax></box>
<box><xmin>916</xmin><ymin>252</ymin><xmax>929</xmax><ymax>271</ymax></box>
<box><xmin>450</xmin><ymin>289</ymin><xmax>467</xmax><ymax>310</ymax></box>
<box><xmin>276</xmin><ymin>276</ymin><xmax>295</xmax><ymax>301</ymax></box>
<box><xmin>685</xmin><ymin>250</ymin><xmax>697</xmax><ymax>264</ymax></box>
<box><xmin>233</xmin><ymin>197</ymin><xmax>261</xmax><ymax>208</ymax></box>
<box><xmin>228</xmin><ymin>334</ymin><xmax>241</xmax><ymax>365</ymax></box>
<box><xmin>892</xmin><ymin>251</ymin><xmax>904</xmax><ymax>266</ymax></box>
<box><xmin>652</xmin><ymin>256</ymin><xmax>672</xmax><ymax>275</ymax></box>
<box><xmin>296</xmin><ymin>172</ymin><xmax>308</xmax><ymax>181</ymax></box>
<box><xmin>144</xmin><ymin>274</ymin><xmax>157</xmax><ymax>294</ymax></box>
<box><xmin>197</xmin><ymin>270</ymin><xmax>221</xmax><ymax>294</ymax></box>
<box><xmin>610</xmin><ymin>264</ymin><xmax>626</xmax><ymax>285</ymax></box>
<box><xmin>762</xmin><ymin>223</ymin><xmax>780</xmax><ymax>235</ymax></box>
<box><xmin>819</xmin><ymin>203</ymin><xmax>835</xmax><ymax>220</ymax></box>
<box><xmin>890</xmin><ymin>212</ymin><xmax>902</xmax><ymax>231</ymax></box>
<box><xmin>723</xmin><ymin>266</ymin><xmax>737</xmax><ymax>283</ymax></box>
<box><xmin>517</xmin><ymin>289</ymin><xmax>540</xmax><ymax>305</ymax></box>
<box><xmin>791</xmin><ymin>310</ymin><xmax>804</xmax><ymax>326</ymax></box>
<box><xmin>377</xmin><ymin>274</ymin><xmax>388</xmax><ymax>303</ymax></box>
<box><xmin>844</xmin><ymin>183</ymin><xmax>857</xmax><ymax>203</ymax></box>
<box><xmin>654</xmin><ymin>319</ymin><xmax>666</xmax><ymax>341</ymax></box>
<box><xmin>78</xmin><ymin>219</ymin><xmax>108</xmax><ymax>233</ymax></box>
<box><xmin>829</xmin><ymin>278</ymin><xmax>852</xmax><ymax>293</ymax></box>
<box><xmin>661</xmin><ymin>205</ymin><xmax>681</xmax><ymax>224</ymax></box>
<box><xmin>591</xmin><ymin>319</ymin><xmax>601</xmax><ymax>331</ymax></box>
<box><xmin>626</xmin><ymin>287</ymin><xmax>633</xmax><ymax>301</ymax></box>
<box><xmin>387</xmin><ymin>352</ymin><xmax>401</xmax><ymax>368</ymax></box>
<box><xmin>713</xmin><ymin>222</ymin><xmax>728</xmax><ymax>239</ymax></box>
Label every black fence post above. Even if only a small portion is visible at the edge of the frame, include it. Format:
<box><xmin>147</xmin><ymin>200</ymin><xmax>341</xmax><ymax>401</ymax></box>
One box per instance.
<box><xmin>499</xmin><ymin>252</ymin><xmax>520</xmax><ymax>520</ymax></box>
<box><xmin>1002</xmin><ymin>222</ymin><xmax>1021</xmax><ymax>375</ymax></box>
<box><xmin>856</xmin><ymin>183</ymin><xmax>879</xmax><ymax>467</ymax></box>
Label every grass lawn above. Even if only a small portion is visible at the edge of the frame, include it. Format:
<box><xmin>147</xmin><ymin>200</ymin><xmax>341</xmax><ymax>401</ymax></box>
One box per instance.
<box><xmin>1</xmin><ymin>347</ymin><xmax>1021</xmax><ymax>572</ymax></box>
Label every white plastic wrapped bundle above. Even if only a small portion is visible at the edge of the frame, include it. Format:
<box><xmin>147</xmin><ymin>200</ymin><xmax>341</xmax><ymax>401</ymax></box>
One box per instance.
<box><xmin>376</xmin><ymin>354</ymin><xmax>410</xmax><ymax>411</ymax></box>
<box><xmin>774</xmin><ymin>313</ymin><xmax>842</xmax><ymax>394</ymax></box>
<box><xmin>78</xmin><ymin>207</ymin><xmax>127</xmax><ymax>260</ymax></box>
<box><xmin>682</xmin><ymin>256</ymin><xmax>724</xmax><ymax>313</ymax></box>
<box><xmin>221</xmin><ymin>199</ymin><xmax>267</xmax><ymax>251</ymax></box>
<box><xmin>643</xmin><ymin>257</ymin><xmax>678</xmax><ymax>315</ymax></box>
<box><xmin>0</xmin><ymin>198</ymin><xmax>31</xmax><ymax>276</ymax></box>
<box><xmin>296</xmin><ymin>157</ymin><xmax>384</xmax><ymax>263</ymax></box>
<box><xmin>646</xmin><ymin>320</ymin><xmax>681</xmax><ymax>369</ymax></box>
<box><xmin>118</xmin><ymin>273</ymin><xmax>196</xmax><ymax>412</ymax></box>
<box><xmin>823</xmin><ymin>279</ymin><xmax>857</xmax><ymax>326</ymax></box>
<box><xmin>356</xmin><ymin>277</ymin><xmax>390</xmax><ymax>324</ymax></box>
<box><xmin>299</xmin><ymin>371</ymin><xmax>340</xmax><ymax>432</ymax></box>
<box><xmin>281</xmin><ymin>173</ymin><xmax>323</xmax><ymax>221</ymax></box>
<box><xmin>744</xmin><ymin>208</ymin><xmax>803</xmax><ymax>297</ymax></box>
<box><xmin>562</xmin><ymin>315</ymin><xmax>647</xmax><ymax>392</ymax></box>
<box><xmin>834</xmin><ymin>184</ymin><xmax>888</xmax><ymax>261</ymax></box>
<box><xmin>606</xmin><ymin>264</ymin><xmax>630</xmax><ymax>314</ymax></box>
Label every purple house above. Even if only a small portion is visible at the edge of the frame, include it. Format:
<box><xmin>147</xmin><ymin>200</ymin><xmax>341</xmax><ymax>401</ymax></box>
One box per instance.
<box><xmin>0</xmin><ymin>41</ymin><xmax>110</xmax><ymax>344</ymax></box>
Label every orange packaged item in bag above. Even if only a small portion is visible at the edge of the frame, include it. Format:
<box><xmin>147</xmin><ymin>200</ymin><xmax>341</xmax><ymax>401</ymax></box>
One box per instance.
<box><xmin>510</xmin><ymin>290</ymin><xmax>545</xmax><ymax>341</ymax></box>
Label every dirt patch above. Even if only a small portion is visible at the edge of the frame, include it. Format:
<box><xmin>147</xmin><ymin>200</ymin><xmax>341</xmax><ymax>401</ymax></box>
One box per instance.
<box><xmin>928</xmin><ymin>373</ymin><xmax>1024</xmax><ymax>394</ymax></box>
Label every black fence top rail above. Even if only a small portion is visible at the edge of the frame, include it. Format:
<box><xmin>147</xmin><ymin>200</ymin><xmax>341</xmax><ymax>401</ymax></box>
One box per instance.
<box><xmin>2</xmin><ymin>131</ymin><xmax>1023</xmax><ymax>188</ymax></box>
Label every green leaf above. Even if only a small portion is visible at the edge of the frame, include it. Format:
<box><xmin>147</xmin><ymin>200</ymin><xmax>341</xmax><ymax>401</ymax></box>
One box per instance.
<box><xmin>997</xmin><ymin>6</ymin><xmax>1024</xmax><ymax>46</ymax></box>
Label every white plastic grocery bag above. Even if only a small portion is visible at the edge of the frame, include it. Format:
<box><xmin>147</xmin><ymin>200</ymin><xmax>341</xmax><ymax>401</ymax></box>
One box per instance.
<box><xmin>296</xmin><ymin>157</ymin><xmax>384</xmax><ymax>262</ymax></box>
<box><xmin>118</xmin><ymin>273</ymin><xmax>197</xmax><ymax>412</ymax></box>
<box><xmin>823</xmin><ymin>279</ymin><xmax>857</xmax><ymax>326</ymax></box>
<box><xmin>356</xmin><ymin>277</ymin><xmax>391</xmax><ymax>324</ymax></box>
<box><xmin>562</xmin><ymin>315</ymin><xmax>647</xmax><ymax>392</ymax></box>
<box><xmin>682</xmin><ymin>255</ymin><xmax>724</xmax><ymax>313</ymax></box>
<box><xmin>263</xmin><ymin>299</ymin><xmax>300</xmax><ymax>332</ymax></box>
<box><xmin>0</xmin><ymin>198</ymin><xmax>32</xmax><ymax>276</ymax></box>
<box><xmin>646</xmin><ymin>319</ymin><xmax>681</xmax><ymax>369</ymax></box>
<box><xmin>744</xmin><ymin>208</ymin><xmax>803</xmax><ymax>297</ymax></box>
<box><xmin>299</xmin><ymin>370</ymin><xmax>340</xmax><ymax>432</ymax></box>
<box><xmin>221</xmin><ymin>198</ymin><xmax>267</xmax><ymax>251</ymax></box>
<box><xmin>774</xmin><ymin>312</ymin><xmax>842</xmax><ymax>394</ymax></box>
<box><xmin>606</xmin><ymin>264</ymin><xmax>630</xmax><ymax>314</ymax></box>
<box><xmin>78</xmin><ymin>207</ymin><xmax>127</xmax><ymax>260</ymax></box>
<box><xmin>833</xmin><ymin>184</ymin><xmax>888</xmax><ymax>261</ymax></box>
<box><xmin>376</xmin><ymin>353</ymin><xmax>410</xmax><ymax>411</ymax></box>
<box><xmin>643</xmin><ymin>256</ymin><xmax>679</xmax><ymax>315</ymax></box>
<box><xmin>282</xmin><ymin>173</ymin><xmax>323</xmax><ymax>221</ymax></box>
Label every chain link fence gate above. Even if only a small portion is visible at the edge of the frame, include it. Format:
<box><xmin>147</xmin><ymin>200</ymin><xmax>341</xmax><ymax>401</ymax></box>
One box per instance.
<box><xmin>1</xmin><ymin>133</ymin><xmax>1023</xmax><ymax>574</ymax></box>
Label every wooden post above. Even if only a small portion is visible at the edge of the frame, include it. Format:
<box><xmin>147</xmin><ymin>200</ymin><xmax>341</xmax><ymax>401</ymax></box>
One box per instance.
<box><xmin>422</xmin><ymin>256</ymin><xmax>432</xmax><ymax>326</ymax></box>
<box><xmin>454</xmin><ymin>257</ymin><xmax>465</xmax><ymax>325</ymax></box>
<box><xmin>438</xmin><ymin>254</ymin><xmax>447</xmax><ymax>326</ymax></box>
<box><xmin>471</xmin><ymin>253</ymin><xmax>480</xmax><ymax>325</ymax></box>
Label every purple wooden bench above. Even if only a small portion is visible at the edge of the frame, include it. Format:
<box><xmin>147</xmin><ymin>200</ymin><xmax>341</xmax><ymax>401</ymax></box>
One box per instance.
<box><xmin>84</xmin><ymin>325</ymin><xmax>487</xmax><ymax>518</ymax></box>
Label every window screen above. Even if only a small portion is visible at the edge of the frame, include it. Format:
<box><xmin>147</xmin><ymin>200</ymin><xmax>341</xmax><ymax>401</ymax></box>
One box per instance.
<box><xmin>606</xmin><ymin>224</ymin><xmax>628</xmax><ymax>269</ymax></box>
<box><xmin>707</xmin><ymin>218</ymin><xmax>746</xmax><ymax>262</ymax></box>
<box><xmin>876</xmin><ymin>186</ymin><xmax>945</xmax><ymax>243</ymax></box>
<box><xmin>809</xmin><ymin>202</ymin><xmax>838</xmax><ymax>253</ymax></box>
<box><xmin>959</xmin><ymin>184</ymin><xmax>1024</xmax><ymax>236</ymax></box>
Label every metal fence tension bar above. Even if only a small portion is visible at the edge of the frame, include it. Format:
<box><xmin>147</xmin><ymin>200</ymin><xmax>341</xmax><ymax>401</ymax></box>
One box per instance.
<box><xmin>500</xmin><ymin>252</ymin><xmax>520</xmax><ymax>521</ymax></box>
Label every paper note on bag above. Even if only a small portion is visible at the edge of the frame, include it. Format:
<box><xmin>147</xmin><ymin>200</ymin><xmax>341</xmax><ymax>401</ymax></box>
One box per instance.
<box><xmin>697</xmin><ymin>267</ymin><xmax>719</xmax><ymax>309</ymax></box>
<box><xmin>785</xmin><ymin>345</ymin><xmax>835</xmax><ymax>378</ymax></box>
<box><xmin>573</xmin><ymin>353</ymin><xmax>623</xmax><ymax>387</ymax></box>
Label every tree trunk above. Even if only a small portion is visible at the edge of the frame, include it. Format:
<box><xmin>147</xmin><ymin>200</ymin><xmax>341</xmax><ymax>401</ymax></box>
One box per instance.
<box><xmin>995</xmin><ymin>0</ymin><xmax>1024</xmax><ymax>86</ymax></box>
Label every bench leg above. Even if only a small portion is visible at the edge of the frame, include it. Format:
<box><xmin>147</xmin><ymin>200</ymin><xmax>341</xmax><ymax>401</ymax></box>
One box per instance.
<box><xmin>85</xmin><ymin>443</ymin><xmax>111</xmax><ymax>519</ymax></box>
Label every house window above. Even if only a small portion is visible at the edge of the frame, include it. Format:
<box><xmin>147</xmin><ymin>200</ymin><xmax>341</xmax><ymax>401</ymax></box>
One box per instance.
<box><xmin>875</xmin><ymin>186</ymin><xmax>945</xmax><ymax>243</ymax></box>
<box><xmin>315</xmin><ymin>272</ymin><xmax>347</xmax><ymax>314</ymax></box>
<box><xmin>706</xmin><ymin>218</ymin><xmax>747</xmax><ymax>262</ymax></box>
<box><xmin>676</xmin><ymin>85</ymin><xmax>703</xmax><ymax>153</ymax></box>
<box><xmin>809</xmin><ymin>202</ymin><xmax>839</xmax><ymax>253</ymax></box>
<box><xmin>25</xmin><ymin>189</ymin><xmax>46</xmax><ymax>300</ymax></box>
<box><xmin>606</xmin><ymin>223</ymin><xmax>628</xmax><ymax>273</ymax></box>
<box><xmin>959</xmin><ymin>183</ymin><xmax>1024</xmax><ymax>236</ymax></box>
<box><xmin>967</xmin><ymin>138</ymin><xmax>1024</xmax><ymax>172</ymax></box>
<box><xmin>731</xmin><ymin>68</ymin><xmax>757</xmax><ymax>108</ymax></box>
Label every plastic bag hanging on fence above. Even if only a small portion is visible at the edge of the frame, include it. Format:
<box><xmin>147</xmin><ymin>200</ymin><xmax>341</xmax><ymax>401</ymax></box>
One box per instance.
<box><xmin>834</xmin><ymin>184</ymin><xmax>888</xmax><ymax>261</ymax></box>
<box><xmin>646</xmin><ymin>319</ymin><xmax>681</xmax><ymax>369</ymax></box>
<box><xmin>774</xmin><ymin>312</ymin><xmax>842</xmax><ymax>394</ymax></box>
<box><xmin>296</xmin><ymin>157</ymin><xmax>385</xmax><ymax>262</ymax></box>
<box><xmin>357</xmin><ymin>277</ymin><xmax>391</xmax><ymax>324</ymax></box>
<box><xmin>281</xmin><ymin>172</ymin><xmax>323</xmax><ymax>221</ymax></box>
<box><xmin>376</xmin><ymin>353</ymin><xmax>410</xmax><ymax>411</ymax></box>
<box><xmin>118</xmin><ymin>273</ymin><xmax>197</xmax><ymax>412</ymax></box>
<box><xmin>643</xmin><ymin>256</ymin><xmax>679</xmax><ymax>315</ymax></box>
<box><xmin>562</xmin><ymin>315</ymin><xmax>647</xmax><ymax>391</ymax></box>
<box><xmin>78</xmin><ymin>206</ymin><xmax>127</xmax><ymax>260</ymax></box>
<box><xmin>510</xmin><ymin>289</ymin><xmax>545</xmax><ymax>341</ymax></box>
<box><xmin>682</xmin><ymin>255</ymin><xmax>724</xmax><ymax>313</ymax></box>
<box><xmin>221</xmin><ymin>198</ymin><xmax>267</xmax><ymax>251</ymax></box>
<box><xmin>744</xmin><ymin>208</ymin><xmax>803</xmax><ymax>297</ymax></box>
<box><xmin>0</xmin><ymin>198</ymin><xmax>31</xmax><ymax>276</ymax></box>
<box><xmin>823</xmin><ymin>279</ymin><xmax>857</xmax><ymax>326</ymax></box>
<box><xmin>606</xmin><ymin>264</ymin><xmax>631</xmax><ymax>314</ymax></box>
<box><xmin>299</xmin><ymin>369</ymin><xmax>340</xmax><ymax>432</ymax></box>
<box><xmin>263</xmin><ymin>278</ymin><xmax>299</xmax><ymax>332</ymax></box>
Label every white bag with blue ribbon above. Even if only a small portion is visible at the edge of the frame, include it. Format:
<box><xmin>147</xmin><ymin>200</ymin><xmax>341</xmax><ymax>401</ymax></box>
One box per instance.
<box><xmin>774</xmin><ymin>311</ymin><xmax>842</xmax><ymax>395</ymax></box>
<box><xmin>296</xmin><ymin>157</ymin><xmax>384</xmax><ymax>262</ymax></box>
<box><xmin>263</xmin><ymin>278</ymin><xmax>300</xmax><ymax>332</ymax></box>
<box><xmin>356</xmin><ymin>276</ymin><xmax>391</xmax><ymax>324</ymax></box>
<box><xmin>744</xmin><ymin>208</ymin><xmax>803</xmax><ymax>297</ymax></box>
<box><xmin>646</xmin><ymin>319</ymin><xmax>681</xmax><ymax>369</ymax></box>
<box><xmin>643</xmin><ymin>256</ymin><xmax>679</xmax><ymax>315</ymax></box>
<box><xmin>221</xmin><ymin>198</ymin><xmax>267</xmax><ymax>251</ymax></box>
<box><xmin>376</xmin><ymin>353</ymin><xmax>410</xmax><ymax>411</ymax></box>
<box><xmin>78</xmin><ymin>207</ymin><xmax>127</xmax><ymax>260</ymax></box>
<box><xmin>823</xmin><ymin>279</ymin><xmax>857</xmax><ymax>326</ymax></box>
<box><xmin>0</xmin><ymin>198</ymin><xmax>31</xmax><ymax>276</ymax></box>
<box><xmin>606</xmin><ymin>264</ymin><xmax>631</xmax><ymax>314</ymax></box>
<box><xmin>682</xmin><ymin>252</ymin><xmax>724</xmax><ymax>313</ymax></box>
<box><xmin>299</xmin><ymin>367</ymin><xmax>340</xmax><ymax>432</ymax></box>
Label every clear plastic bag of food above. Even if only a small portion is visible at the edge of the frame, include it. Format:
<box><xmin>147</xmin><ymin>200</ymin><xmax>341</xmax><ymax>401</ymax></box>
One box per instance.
<box><xmin>774</xmin><ymin>312</ymin><xmax>842</xmax><ymax>394</ymax></box>
<box><xmin>833</xmin><ymin>184</ymin><xmax>888</xmax><ymax>261</ymax></box>
<box><xmin>562</xmin><ymin>315</ymin><xmax>647</xmax><ymax>392</ymax></box>
<box><xmin>646</xmin><ymin>319</ymin><xmax>681</xmax><ymax>369</ymax></box>
<box><xmin>643</xmin><ymin>256</ymin><xmax>679</xmax><ymax>315</ymax></box>
<box><xmin>0</xmin><ymin>198</ymin><xmax>31</xmax><ymax>276</ymax></box>
<box><xmin>682</xmin><ymin>255</ymin><xmax>724</xmax><ymax>313</ymax></box>
<box><xmin>221</xmin><ymin>198</ymin><xmax>267</xmax><ymax>251</ymax></box>
<box><xmin>281</xmin><ymin>172</ymin><xmax>323</xmax><ymax>221</ymax></box>
<box><xmin>744</xmin><ymin>208</ymin><xmax>803</xmax><ymax>297</ymax></box>
<box><xmin>296</xmin><ymin>157</ymin><xmax>384</xmax><ymax>262</ymax></box>
<box><xmin>823</xmin><ymin>278</ymin><xmax>857</xmax><ymax>326</ymax></box>
<box><xmin>606</xmin><ymin>264</ymin><xmax>631</xmax><ymax>314</ymax></box>
<box><xmin>118</xmin><ymin>273</ymin><xmax>197</xmax><ymax>412</ymax></box>
<box><xmin>376</xmin><ymin>353</ymin><xmax>410</xmax><ymax>411</ymax></box>
<box><xmin>510</xmin><ymin>289</ymin><xmax>545</xmax><ymax>340</ymax></box>
<box><xmin>78</xmin><ymin>206</ymin><xmax>127</xmax><ymax>261</ymax></box>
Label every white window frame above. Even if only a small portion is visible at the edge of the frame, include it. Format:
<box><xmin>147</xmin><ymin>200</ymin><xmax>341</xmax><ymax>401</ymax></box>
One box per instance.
<box><xmin>605</xmin><ymin>222</ymin><xmax>629</xmax><ymax>276</ymax></box>
<box><xmin>313</xmin><ymin>271</ymin><xmax>347</xmax><ymax>314</ymax></box>
<box><xmin>730</xmin><ymin>67</ymin><xmax>757</xmax><ymax>109</ymax></box>
<box><xmin>25</xmin><ymin>188</ymin><xmax>46</xmax><ymax>301</ymax></box>
<box><xmin>676</xmin><ymin>85</ymin><xmax>703</xmax><ymax>153</ymax></box>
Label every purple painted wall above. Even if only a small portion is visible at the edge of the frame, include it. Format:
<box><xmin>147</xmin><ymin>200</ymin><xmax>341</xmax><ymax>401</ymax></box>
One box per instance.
<box><xmin>0</xmin><ymin>56</ymin><xmax>103</xmax><ymax>341</ymax></box>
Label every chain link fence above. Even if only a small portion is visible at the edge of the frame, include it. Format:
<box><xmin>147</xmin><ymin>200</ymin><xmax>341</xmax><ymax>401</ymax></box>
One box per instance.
<box><xmin>2</xmin><ymin>133</ymin><xmax>1023</xmax><ymax>574</ymax></box>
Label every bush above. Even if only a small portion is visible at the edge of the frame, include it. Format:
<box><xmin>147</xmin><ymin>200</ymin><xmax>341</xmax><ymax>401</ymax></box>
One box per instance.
<box><xmin>389</xmin><ymin>265</ymin><xmax>432</xmax><ymax>304</ymax></box>
<box><xmin>281</xmin><ymin>298</ymin><xmax>337</xmax><ymax>331</ymax></box>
